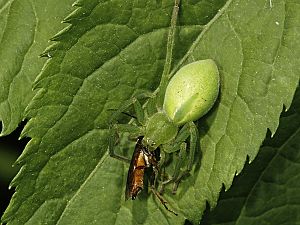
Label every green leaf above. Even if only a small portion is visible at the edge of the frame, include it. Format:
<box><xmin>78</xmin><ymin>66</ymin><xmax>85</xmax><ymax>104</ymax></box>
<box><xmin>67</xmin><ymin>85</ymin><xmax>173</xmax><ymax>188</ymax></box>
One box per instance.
<box><xmin>201</xmin><ymin>87</ymin><xmax>300</xmax><ymax>225</ymax></box>
<box><xmin>2</xmin><ymin>0</ymin><xmax>300</xmax><ymax>225</ymax></box>
<box><xmin>176</xmin><ymin>0</ymin><xmax>300</xmax><ymax>223</ymax></box>
<box><xmin>0</xmin><ymin>0</ymin><xmax>74</xmax><ymax>135</ymax></box>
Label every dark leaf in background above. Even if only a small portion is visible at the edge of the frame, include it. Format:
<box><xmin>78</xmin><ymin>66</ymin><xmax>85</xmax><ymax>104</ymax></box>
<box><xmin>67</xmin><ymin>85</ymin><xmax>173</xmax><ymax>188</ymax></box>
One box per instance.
<box><xmin>0</xmin><ymin>121</ymin><xmax>27</xmax><ymax>215</ymax></box>
<box><xmin>202</xmin><ymin>87</ymin><xmax>300</xmax><ymax>225</ymax></box>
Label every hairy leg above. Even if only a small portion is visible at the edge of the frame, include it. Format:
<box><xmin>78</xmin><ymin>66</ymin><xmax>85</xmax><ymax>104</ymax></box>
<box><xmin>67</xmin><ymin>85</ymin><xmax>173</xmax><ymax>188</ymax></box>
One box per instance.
<box><xmin>108</xmin><ymin>126</ymin><xmax>131</xmax><ymax>163</ymax></box>
<box><xmin>160</xmin><ymin>122</ymin><xmax>198</xmax><ymax>193</ymax></box>
<box><xmin>156</xmin><ymin>0</ymin><xmax>181</xmax><ymax>109</ymax></box>
<box><xmin>171</xmin><ymin>122</ymin><xmax>198</xmax><ymax>193</ymax></box>
<box><xmin>108</xmin><ymin>97</ymin><xmax>145</xmax><ymax>163</ymax></box>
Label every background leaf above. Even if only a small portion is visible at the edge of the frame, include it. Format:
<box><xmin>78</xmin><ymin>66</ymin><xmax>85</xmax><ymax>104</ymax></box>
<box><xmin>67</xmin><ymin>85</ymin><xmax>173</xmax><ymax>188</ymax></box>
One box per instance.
<box><xmin>0</xmin><ymin>0</ymin><xmax>74</xmax><ymax>135</ymax></box>
<box><xmin>2</xmin><ymin>0</ymin><xmax>300</xmax><ymax>225</ymax></box>
<box><xmin>201</xmin><ymin>87</ymin><xmax>300</xmax><ymax>225</ymax></box>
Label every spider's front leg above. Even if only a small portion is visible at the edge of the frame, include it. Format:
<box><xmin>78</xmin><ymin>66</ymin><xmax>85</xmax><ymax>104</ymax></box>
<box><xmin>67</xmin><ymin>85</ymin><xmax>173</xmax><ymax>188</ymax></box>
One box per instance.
<box><xmin>108</xmin><ymin>123</ymin><xmax>142</xmax><ymax>163</ymax></box>
<box><xmin>108</xmin><ymin>97</ymin><xmax>146</xmax><ymax>163</ymax></box>
<box><xmin>160</xmin><ymin>121</ymin><xmax>198</xmax><ymax>194</ymax></box>
<box><xmin>109</xmin><ymin>97</ymin><xmax>145</xmax><ymax>125</ymax></box>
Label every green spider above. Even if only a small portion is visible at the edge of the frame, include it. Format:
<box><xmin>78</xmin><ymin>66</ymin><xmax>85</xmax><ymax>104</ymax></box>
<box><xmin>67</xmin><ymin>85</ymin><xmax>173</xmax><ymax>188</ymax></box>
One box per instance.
<box><xmin>108</xmin><ymin>0</ymin><xmax>219</xmax><ymax>195</ymax></box>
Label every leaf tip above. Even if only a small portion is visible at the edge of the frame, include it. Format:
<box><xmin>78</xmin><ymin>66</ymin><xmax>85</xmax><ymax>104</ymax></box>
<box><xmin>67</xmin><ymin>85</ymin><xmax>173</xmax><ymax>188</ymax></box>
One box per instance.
<box><xmin>62</xmin><ymin>8</ymin><xmax>85</xmax><ymax>24</ymax></box>
<box><xmin>50</xmin><ymin>25</ymin><xmax>72</xmax><ymax>41</ymax></box>
<box><xmin>0</xmin><ymin>122</ymin><xmax>10</xmax><ymax>137</ymax></box>
<box><xmin>9</xmin><ymin>168</ymin><xmax>22</xmax><ymax>187</ymax></box>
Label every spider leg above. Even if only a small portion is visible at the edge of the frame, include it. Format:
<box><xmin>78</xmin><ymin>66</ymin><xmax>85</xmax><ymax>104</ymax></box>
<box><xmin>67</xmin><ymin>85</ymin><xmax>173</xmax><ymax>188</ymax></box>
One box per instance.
<box><xmin>143</xmin><ymin>0</ymin><xmax>181</xmax><ymax>114</ymax></box>
<box><xmin>161</xmin><ymin>122</ymin><xmax>198</xmax><ymax>193</ymax></box>
<box><xmin>108</xmin><ymin>126</ymin><xmax>131</xmax><ymax>163</ymax></box>
<box><xmin>133</xmin><ymin>98</ymin><xmax>145</xmax><ymax>125</ymax></box>
<box><xmin>108</xmin><ymin>97</ymin><xmax>145</xmax><ymax>163</ymax></box>
<box><xmin>109</xmin><ymin>97</ymin><xmax>146</xmax><ymax>125</ymax></box>
<box><xmin>171</xmin><ymin>122</ymin><xmax>198</xmax><ymax>193</ymax></box>
<box><xmin>165</xmin><ymin>122</ymin><xmax>191</xmax><ymax>152</ymax></box>
<box><xmin>159</xmin><ymin>142</ymin><xmax>187</xmax><ymax>192</ymax></box>
<box><xmin>155</xmin><ymin>0</ymin><xmax>181</xmax><ymax>109</ymax></box>
<box><xmin>159</xmin><ymin>123</ymin><xmax>190</xmax><ymax>192</ymax></box>
<box><xmin>108</xmin><ymin>122</ymin><xmax>144</xmax><ymax>163</ymax></box>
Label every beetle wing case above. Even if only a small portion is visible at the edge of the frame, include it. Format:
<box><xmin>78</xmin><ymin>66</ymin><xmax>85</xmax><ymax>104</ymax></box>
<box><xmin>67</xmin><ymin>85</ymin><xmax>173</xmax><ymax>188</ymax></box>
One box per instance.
<box><xmin>125</xmin><ymin>136</ymin><xmax>146</xmax><ymax>200</ymax></box>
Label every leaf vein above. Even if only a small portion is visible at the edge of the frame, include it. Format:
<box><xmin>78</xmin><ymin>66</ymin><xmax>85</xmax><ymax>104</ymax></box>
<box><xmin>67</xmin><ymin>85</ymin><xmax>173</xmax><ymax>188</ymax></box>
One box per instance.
<box><xmin>171</xmin><ymin>0</ymin><xmax>234</xmax><ymax>75</ymax></box>
<box><xmin>56</xmin><ymin>152</ymin><xmax>110</xmax><ymax>224</ymax></box>
<box><xmin>0</xmin><ymin>1</ymin><xmax>38</xmax><ymax>107</ymax></box>
<box><xmin>205</xmin><ymin>11</ymin><xmax>245</xmax><ymax>198</ymax></box>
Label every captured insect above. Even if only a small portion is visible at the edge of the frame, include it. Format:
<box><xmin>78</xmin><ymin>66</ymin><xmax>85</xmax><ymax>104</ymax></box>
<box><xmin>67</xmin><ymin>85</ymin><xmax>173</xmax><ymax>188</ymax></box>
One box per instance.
<box><xmin>125</xmin><ymin>136</ymin><xmax>159</xmax><ymax>200</ymax></box>
<box><xmin>125</xmin><ymin>136</ymin><xmax>178</xmax><ymax>215</ymax></box>
<box><xmin>108</xmin><ymin>0</ymin><xmax>220</xmax><ymax>214</ymax></box>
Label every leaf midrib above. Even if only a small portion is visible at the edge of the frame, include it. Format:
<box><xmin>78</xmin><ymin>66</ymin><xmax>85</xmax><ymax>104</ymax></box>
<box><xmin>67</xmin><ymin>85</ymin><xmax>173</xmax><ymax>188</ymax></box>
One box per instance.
<box><xmin>55</xmin><ymin>152</ymin><xmax>111</xmax><ymax>224</ymax></box>
<box><xmin>171</xmin><ymin>0</ymin><xmax>233</xmax><ymax>76</ymax></box>
<box><xmin>0</xmin><ymin>0</ymin><xmax>12</xmax><ymax>16</ymax></box>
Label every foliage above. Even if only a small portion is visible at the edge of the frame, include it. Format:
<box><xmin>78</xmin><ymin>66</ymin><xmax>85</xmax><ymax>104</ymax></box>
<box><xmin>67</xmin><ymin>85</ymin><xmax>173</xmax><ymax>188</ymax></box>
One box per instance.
<box><xmin>0</xmin><ymin>0</ymin><xmax>299</xmax><ymax>224</ymax></box>
<box><xmin>0</xmin><ymin>0</ymin><xmax>74</xmax><ymax>135</ymax></box>
<box><xmin>202</xmin><ymin>88</ymin><xmax>300</xmax><ymax>225</ymax></box>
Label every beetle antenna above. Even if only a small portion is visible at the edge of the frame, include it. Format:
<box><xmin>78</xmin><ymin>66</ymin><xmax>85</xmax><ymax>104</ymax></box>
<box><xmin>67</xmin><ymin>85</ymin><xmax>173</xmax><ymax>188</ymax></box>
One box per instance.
<box><xmin>107</xmin><ymin>109</ymin><xmax>137</xmax><ymax>119</ymax></box>
<box><xmin>121</xmin><ymin>112</ymin><xmax>137</xmax><ymax>119</ymax></box>
<box><xmin>156</xmin><ymin>0</ymin><xmax>181</xmax><ymax>108</ymax></box>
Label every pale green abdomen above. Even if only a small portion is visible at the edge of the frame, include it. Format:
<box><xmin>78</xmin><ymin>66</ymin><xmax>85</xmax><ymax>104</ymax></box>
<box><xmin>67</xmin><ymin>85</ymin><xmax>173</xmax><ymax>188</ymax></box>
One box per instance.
<box><xmin>163</xmin><ymin>59</ymin><xmax>220</xmax><ymax>126</ymax></box>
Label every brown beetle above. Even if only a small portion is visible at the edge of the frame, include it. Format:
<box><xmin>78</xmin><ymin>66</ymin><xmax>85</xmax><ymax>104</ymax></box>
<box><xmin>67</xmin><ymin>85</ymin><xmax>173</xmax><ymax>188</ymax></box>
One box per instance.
<box><xmin>125</xmin><ymin>136</ymin><xmax>177</xmax><ymax>215</ymax></box>
<box><xmin>125</xmin><ymin>136</ymin><xmax>158</xmax><ymax>200</ymax></box>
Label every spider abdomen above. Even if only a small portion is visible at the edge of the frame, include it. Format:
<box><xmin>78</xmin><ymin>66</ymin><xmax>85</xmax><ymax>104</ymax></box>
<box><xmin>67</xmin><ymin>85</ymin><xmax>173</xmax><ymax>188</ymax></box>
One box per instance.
<box><xmin>163</xmin><ymin>59</ymin><xmax>220</xmax><ymax>125</ymax></box>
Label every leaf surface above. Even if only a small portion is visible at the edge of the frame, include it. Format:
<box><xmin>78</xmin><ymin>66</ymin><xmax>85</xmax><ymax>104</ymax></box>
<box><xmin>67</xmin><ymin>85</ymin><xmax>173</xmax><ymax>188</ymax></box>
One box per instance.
<box><xmin>0</xmin><ymin>0</ymin><xmax>74</xmax><ymax>135</ymax></box>
<box><xmin>175</xmin><ymin>0</ymin><xmax>300</xmax><ymax>222</ymax></box>
<box><xmin>2</xmin><ymin>0</ymin><xmax>300</xmax><ymax>225</ymax></box>
<box><xmin>202</xmin><ymin>88</ymin><xmax>300</xmax><ymax>225</ymax></box>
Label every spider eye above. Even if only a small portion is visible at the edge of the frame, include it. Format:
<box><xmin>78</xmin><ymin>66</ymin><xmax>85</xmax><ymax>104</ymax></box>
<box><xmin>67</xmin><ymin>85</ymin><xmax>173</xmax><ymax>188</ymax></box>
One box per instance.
<box><xmin>148</xmin><ymin>140</ymin><xmax>155</xmax><ymax>148</ymax></box>
<box><xmin>163</xmin><ymin>59</ymin><xmax>220</xmax><ymax>125</ymax></box>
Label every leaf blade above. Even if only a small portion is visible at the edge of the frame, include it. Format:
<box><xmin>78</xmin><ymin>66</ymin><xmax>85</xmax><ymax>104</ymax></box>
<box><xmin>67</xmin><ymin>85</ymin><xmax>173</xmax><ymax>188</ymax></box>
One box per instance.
<box><xmin>0</xmin><ymin>0</ymin><xmax>74</xmax><ymax>136</ymax></box>
<box><xmin>2</xmin><ymin>0</ymin><xmax>300</xmax><ymax>225</ymax></box>
<box><xmin>170</xmin><ymin>0</ymin><xmax>300</xmax><ymax>222</ymax></box>
<box><xmin>202</xmin><ymin>88</ymin><xmax>300</xmax><ymax>225</ymax></box>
